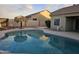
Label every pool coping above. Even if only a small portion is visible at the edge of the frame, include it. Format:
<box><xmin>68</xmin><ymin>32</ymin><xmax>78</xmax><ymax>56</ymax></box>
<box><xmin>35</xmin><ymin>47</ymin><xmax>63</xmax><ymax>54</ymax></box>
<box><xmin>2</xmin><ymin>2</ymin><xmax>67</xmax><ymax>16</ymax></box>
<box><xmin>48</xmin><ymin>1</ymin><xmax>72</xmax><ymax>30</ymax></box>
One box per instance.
<box><xmin>0</xmin><ymin>28</ymin><xmax>79</xmax><ymax>41</ymax></box>
<box><xmin>41</xmin><ymin>28</ymin><xmax>79</xmax><ymax>41</ymax></box>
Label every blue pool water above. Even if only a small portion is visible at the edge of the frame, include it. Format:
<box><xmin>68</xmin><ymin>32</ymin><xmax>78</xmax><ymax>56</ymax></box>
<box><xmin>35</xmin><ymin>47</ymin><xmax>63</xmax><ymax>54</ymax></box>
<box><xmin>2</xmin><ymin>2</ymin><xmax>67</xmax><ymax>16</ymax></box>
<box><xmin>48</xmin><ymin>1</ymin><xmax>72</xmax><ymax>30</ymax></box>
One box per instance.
<box><xmin>0</xmin><ymin>30</ymin><xmax>79</xmax><ymax>54</ymax></box>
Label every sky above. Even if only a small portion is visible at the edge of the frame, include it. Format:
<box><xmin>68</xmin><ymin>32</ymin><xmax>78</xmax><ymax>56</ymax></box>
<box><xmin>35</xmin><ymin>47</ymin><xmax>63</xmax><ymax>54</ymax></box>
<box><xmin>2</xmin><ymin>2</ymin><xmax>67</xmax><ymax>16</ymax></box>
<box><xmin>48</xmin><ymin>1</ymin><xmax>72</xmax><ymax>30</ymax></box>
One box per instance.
<box><xmin>0</xmin><ymin>4</ymin><xmax>72</xmax><ymax>19</ymax></box>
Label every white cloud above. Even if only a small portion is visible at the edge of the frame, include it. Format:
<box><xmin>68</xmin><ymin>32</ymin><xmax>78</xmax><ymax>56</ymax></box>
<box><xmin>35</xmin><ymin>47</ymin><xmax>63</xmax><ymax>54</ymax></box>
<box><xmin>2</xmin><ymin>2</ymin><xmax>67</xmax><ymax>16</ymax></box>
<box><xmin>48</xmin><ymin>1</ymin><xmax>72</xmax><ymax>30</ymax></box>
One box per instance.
<box><xmin>64</xmin><ymin>4</ymin><xmax>73</xmax><ymax>7</ymax></box>
<box><xmin>44</xmin><ymin>4</ymin><xmax>73</xmax><ymax>12</ymax></box>
<box><xmin>0</xmin><ymin>4</ymin><xmax>33</xmax><ymax>19</ymax></box>
<box><xmin>25</xmin><ymin>4</ymin><xmax>33</xmax><ymax>10</ymax></box>
<box><xmin>0</xmin><ymin>4</ymin><xmax>73</xmax><ymax>19</ymax></box>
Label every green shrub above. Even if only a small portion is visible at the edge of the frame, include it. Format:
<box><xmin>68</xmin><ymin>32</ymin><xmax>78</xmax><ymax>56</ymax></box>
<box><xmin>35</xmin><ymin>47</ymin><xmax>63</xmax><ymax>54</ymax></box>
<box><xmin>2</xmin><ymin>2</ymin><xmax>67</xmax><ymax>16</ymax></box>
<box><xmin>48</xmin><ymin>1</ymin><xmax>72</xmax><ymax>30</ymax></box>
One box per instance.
<box><xmin>45</xmin><ymin>20</ymin><xmax>51</xmax><ymax>28</ymax></box>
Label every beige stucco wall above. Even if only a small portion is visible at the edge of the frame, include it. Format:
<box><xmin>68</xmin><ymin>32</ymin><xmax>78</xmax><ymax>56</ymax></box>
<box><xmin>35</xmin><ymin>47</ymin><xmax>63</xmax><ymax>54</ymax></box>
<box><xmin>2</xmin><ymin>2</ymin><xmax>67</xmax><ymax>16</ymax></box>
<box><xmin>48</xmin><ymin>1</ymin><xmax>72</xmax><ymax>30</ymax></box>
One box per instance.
<box><xmin>8</xmin><ymin>10</ymin><xmax>51</xmax><ymax>27</ymax></box>
<box><xmin>51</xmin><ymin>12</ymin><xmax>79</xmax><ymax>31</ymax></box>
<box><xmin>26</xmin><ymin>14</ymin><xmax>39</xmax><ymax>27</ymax></box>
<box><xmin>8</xmin><ymin>19</ymin><xmax>20</xmax><ymax>27</ymax></box>
<box><xmin>51</xmin><ymin>15</ymin><xmax>66</xmax><ymax>31</ymax></box>
<box><xmin>39</xmin><ymin>10</ymin><xmax>51</xmax><ymax>19</ymax></box>
<box><xmin>26</xmin><ymin>20</ymin><xmax>39</xmax><ymax>27</ymax></box>
<box><xmin>26</xmin><ymin>10</ymin><xmax>51</xmax><ymax>27</ymax></box>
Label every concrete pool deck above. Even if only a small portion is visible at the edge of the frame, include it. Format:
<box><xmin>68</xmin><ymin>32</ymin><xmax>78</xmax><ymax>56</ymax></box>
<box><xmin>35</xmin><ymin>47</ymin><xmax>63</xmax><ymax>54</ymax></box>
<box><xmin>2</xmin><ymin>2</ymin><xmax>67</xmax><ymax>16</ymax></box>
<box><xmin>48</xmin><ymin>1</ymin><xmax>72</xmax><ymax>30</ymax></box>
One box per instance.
<box><xmin>0</xmin><ymin>27</ymin><xmax>79</xmax><ymax>41</ymax></box>
<box><xmin>40</xmin><ymin>28</ymin><xmax>79</xmax><ymax>40</ymax></box>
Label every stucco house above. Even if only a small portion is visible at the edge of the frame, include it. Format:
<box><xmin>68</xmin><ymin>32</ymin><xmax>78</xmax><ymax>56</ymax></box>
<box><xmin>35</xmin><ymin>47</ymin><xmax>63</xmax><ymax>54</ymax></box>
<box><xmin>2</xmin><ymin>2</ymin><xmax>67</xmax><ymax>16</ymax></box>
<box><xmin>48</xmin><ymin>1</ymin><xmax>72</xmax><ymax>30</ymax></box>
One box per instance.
<box><xmin>11</xmin><ymin>10</ymin><xmax>51</xmax><ymax>28</ymax></box>
<box><xmin>25</xmin><ymin>10</ymin><xmax>51</xmax><ymax>27</ymax></box>
<box><xmin>51</xmin><ymin>5</ymin><xmax>79</xmax><ymax>31</ymax></box>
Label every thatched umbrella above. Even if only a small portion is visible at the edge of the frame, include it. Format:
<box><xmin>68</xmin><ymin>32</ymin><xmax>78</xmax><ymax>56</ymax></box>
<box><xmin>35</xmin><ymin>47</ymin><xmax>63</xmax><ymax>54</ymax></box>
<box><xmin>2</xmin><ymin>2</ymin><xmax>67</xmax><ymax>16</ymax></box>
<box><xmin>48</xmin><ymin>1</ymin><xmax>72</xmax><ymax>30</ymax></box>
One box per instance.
<box><xmin>0</xmin><ymin>18</ymin><xmax>9</xmax><ymax>28</ymax></box>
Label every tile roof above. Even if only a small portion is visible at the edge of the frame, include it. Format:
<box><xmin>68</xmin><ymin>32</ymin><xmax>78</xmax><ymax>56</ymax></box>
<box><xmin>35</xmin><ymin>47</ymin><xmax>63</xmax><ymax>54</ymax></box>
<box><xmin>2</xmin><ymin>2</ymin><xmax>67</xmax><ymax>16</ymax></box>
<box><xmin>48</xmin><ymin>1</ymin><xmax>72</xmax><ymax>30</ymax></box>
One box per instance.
<box><xmin>25</xmin><ymin>10</ymin><xmax>50</xmax><ymax>18</ymax></box>
<box><xmin>52</xmin><ymin>5</ymin><xmax>79</xmax><ymax>16</ymax></box>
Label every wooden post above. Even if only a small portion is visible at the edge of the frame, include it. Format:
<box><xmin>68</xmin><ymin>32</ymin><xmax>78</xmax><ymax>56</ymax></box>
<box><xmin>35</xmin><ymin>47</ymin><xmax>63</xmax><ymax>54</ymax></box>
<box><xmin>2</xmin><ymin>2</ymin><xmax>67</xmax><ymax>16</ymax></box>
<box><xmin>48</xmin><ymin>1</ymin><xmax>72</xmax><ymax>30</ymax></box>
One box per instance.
<box><xmin>38</xmin><ymin>21</ymin><xmax>40</xmax><ymax>26</ymax></box>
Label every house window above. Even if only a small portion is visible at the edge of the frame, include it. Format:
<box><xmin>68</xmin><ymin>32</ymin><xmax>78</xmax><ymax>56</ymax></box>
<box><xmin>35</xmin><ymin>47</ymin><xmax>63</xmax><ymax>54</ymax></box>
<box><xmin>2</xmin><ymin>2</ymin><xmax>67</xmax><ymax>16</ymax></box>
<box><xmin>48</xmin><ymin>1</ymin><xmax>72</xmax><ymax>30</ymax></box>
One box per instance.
<box><xmin>54</xmin><ymin>19</ymin><xmax>60</xmax><ymax>26</ymax></box>
<box><xmin>33</xmin><ymin>18</ymin><xmax>37</xmax><ymax>21</ymax></box>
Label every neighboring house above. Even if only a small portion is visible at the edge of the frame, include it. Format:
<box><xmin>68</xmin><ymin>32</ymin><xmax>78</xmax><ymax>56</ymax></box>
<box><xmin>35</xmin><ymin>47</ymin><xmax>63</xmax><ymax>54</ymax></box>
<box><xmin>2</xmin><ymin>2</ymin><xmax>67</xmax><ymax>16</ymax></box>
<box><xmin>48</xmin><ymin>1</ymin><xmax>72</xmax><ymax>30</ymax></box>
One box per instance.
<box><xmin>25</xmin><ymin>10</ymin><xmax>51</xmax><ymax>27</ymax></box>
<box><xmin>0</xmin><ymin>18</ymin><xmax>8</xmax><ymax>28</ymax></box>
<box><xmin>8</xmin><ymin>10</ymin><xmax>51</xmax><ymax>28</ymax></box>
<box><xmin>51</xmin><ymin>5</ymin><xmax>79</xmax><ymax>31</ymax></box>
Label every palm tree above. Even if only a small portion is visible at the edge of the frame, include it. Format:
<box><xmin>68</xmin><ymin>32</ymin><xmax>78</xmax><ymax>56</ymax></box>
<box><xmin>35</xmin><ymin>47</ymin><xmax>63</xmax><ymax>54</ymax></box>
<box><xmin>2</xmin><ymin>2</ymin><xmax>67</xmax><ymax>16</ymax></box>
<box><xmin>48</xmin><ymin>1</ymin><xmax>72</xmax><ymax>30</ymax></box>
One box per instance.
<box><xmin>14</xmin><ymin>16</ymin><xmax>25</xmax><ymax>28</ymax></box>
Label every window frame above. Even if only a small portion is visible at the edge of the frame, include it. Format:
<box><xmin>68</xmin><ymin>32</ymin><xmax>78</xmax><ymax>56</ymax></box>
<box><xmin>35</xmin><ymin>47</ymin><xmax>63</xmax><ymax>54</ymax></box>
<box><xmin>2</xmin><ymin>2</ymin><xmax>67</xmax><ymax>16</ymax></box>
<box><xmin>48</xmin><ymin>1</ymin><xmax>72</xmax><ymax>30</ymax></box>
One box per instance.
<box><xmin>33</xmin><ymin>18</ymin><xmax>37</xmax><ymax>21</ymax></box>
<box><xmin>54</xmin><ymin>18</ymin><xmax>60</xmax><ymax>26</ymax></box>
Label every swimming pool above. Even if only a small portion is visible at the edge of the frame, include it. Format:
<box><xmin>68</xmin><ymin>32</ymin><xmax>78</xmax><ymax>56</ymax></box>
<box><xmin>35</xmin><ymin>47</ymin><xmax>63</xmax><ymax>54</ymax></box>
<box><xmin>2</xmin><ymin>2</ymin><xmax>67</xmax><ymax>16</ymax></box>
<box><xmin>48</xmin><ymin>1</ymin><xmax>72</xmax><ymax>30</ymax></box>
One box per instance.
<box><xmin>0</xmin><ymin>30</ymin><xmax>79</xmax><ymax>54</ymax></box>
